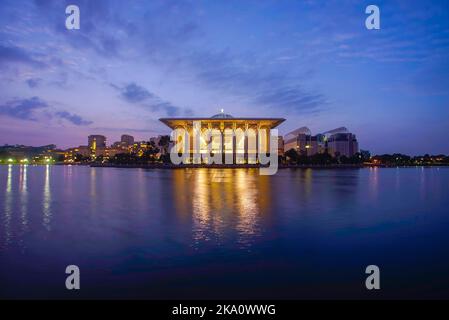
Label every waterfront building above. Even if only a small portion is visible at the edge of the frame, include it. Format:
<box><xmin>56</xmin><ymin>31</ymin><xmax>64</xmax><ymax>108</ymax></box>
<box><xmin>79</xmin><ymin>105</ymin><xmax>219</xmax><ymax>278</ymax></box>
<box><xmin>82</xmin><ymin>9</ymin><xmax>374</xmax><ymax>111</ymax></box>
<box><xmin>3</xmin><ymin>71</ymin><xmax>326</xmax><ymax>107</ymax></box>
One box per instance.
<box><xmin>159</xmin><ymin>112</ymin><xmax>285</xmax><ymax>164</ymax></box>
<box><xmin>283</xmin><ymin>126</ymin><xmax>359</xmax><ymax>157</ymax></box>
<box><xmin>64</xmin><ymin>145</ymin><xmax>90</xmax><ymax>162</ymax></box>
<box><xmin>327</xmin><ymin>132</ymin><xmax>359</xmax><ymax>157</ymax></box>
<box><xmin>104</xmin><ymin>147</ymin><xmax>124</xmax><ymax>158</ymax></box>
<box><xmin>111</xmin><ymin>141</ymin><xmax>122</xmax><ymax>148</ymax></box>
<box><xmin>121</xmin><ymin>134</ymin><xmax>134</xmax><ymax>146</ymax></box>
<box><xmin>283</xmin><ymin>127</ymin><xmax>319</xmax><ymax>156</ymax></box>
<box><xmin>92</xmin><ymin>146</ymin><xmax>105</xmax><ymax>157</ymax></box>
<box><xmin>88</xmin><ymin>135</ymin><xmax>107</xmax><ymax>160</ymax></box>
<box><xmin>112</xmin><ymin>135</ymin><xmax>134</xmax><ymax>152</ymax></box>
<box><xmin>131</xmin><ymin>141</ymin><xmax>150</xmax><ymax>157</ymax></box>
<box><xmin>88</xmin><ymin>135</ymin><xmax>106</xmax><ymax>150</ymax></box>
<box><xmin>277</xmin><ymin>136</ymin><xmax>285</xmax><ymax>157</ymax></box>
<box><xmin>65</xmin><ymin>146</ymin><xmax>90</xmax><ymax>157</ymax></box>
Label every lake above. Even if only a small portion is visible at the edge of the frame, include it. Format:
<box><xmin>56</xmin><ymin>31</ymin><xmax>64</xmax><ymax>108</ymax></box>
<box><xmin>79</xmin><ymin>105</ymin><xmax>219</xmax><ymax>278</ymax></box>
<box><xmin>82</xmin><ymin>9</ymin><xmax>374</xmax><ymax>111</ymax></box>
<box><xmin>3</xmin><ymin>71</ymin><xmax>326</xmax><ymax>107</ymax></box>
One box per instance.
<box><xmin>1</xmin><ymin>165</ymin><xmax>449</xmax><ymax>299</ymax></box>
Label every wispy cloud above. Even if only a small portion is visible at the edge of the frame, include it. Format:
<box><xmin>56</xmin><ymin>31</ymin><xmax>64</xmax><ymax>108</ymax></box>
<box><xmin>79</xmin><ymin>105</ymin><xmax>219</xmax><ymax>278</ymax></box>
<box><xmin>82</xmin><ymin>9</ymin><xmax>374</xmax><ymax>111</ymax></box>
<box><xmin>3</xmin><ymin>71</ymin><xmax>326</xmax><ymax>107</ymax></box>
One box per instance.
<box><xmin>0</xmin><ymin>44</ymin><xmax>46</xmax><ymax>68</ymax></box>
<box><xmin>54</xmin><ymin>111</ymin><xmax>93</xmax><ymax>126</ymax></box>
<box><xmin>0</xmin><ymin>96</ymin><xmax>92</xmax><ymax>126</ymax></box>
<box><xmin>185</xmin><ymin>50</ymin><xmax>327</xmax><ymax>114</ymax></box>
<box><xmin>119</xmin><ymin>83</ymin><xmax>154</xmax><ymax>103</ymax></box>
<box><xmin>0</xmin><ymin>96</ymin><xmax>47</xmax><ymax>120</ymax></box>
<box><xmin>112</xmin><ymin>82</ymin><xmax>190</xmax><ymax>117</ymax></box>
<box><xmin>26</xmin><ymin>77</ymin><xmax>43</xmax><ymax>88</ymax></box>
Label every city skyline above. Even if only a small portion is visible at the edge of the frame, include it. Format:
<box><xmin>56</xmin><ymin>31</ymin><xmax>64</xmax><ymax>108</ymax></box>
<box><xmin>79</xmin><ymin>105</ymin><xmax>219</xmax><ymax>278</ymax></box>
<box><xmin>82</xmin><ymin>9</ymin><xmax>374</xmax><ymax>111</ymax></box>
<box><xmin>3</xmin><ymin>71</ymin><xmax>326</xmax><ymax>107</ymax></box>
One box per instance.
<box><xmin>1</xmin><ymin>0</ymin><xmax>449</xmax><ymax>154</ymax></box>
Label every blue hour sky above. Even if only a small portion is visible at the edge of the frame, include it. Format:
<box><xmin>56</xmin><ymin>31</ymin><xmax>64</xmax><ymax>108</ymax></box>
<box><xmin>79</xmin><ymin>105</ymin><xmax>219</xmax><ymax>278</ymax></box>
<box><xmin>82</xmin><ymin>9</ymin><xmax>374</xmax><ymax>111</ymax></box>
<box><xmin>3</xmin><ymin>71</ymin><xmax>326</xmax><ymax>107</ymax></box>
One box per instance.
<box><xmin>0</xmin><ymin>0</ymin><xmax>448</xmax><ymax>154</ymax></box>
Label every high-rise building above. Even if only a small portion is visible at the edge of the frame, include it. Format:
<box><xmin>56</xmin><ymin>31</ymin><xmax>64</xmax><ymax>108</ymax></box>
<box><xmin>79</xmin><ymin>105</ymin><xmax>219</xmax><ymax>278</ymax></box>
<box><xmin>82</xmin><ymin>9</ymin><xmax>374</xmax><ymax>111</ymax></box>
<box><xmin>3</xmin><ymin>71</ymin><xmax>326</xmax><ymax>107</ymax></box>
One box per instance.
<box><xmin>121</xmin><ymin>134</ymin><xmax>134</xmax><ymax>146</ymax></box>
<box><xmin>88</xmin><ymin>135</ymin><xmax>106</xmax><ymax>150</ymax></box>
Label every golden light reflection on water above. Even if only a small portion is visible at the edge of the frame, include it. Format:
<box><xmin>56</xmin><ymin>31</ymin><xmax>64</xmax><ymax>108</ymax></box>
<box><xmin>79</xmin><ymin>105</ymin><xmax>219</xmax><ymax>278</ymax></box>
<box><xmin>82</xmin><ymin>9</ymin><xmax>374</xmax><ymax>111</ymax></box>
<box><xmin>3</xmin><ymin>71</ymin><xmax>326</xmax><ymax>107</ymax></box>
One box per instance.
<box><xmin>303</xmin><ymin>168</ymin><xmax>312</xmax><ymax>197</ymax></box>
<box><xmin>368</xmin><ymin>166</ymin><xmax>379</xmax><ymax>200</ymax></box>
<box><xmin>2</xmin><ymin>165</ymin><xmax>13</xmax><ymax>248</ymax></box>
<box><xmin>234</xmin><ymin>170</ymin><xmax>260</xmax><ymax>249</ymax></box>
<box><xmin>89</xmin><ymin>167</ymin><xmax>100</xmax><ymax>215</ymax></box>
<box><xmin>137</xmin><ymin>169</ymin><xmax>148</xmax><ymax>211</ymax></box>
<box><xmin>90</xmin><ymin>167</ymin><xmax>97</xmax><ymax>198</ymax></box>
<box><xmin>174</xmin><ymin>169</ymin><xmax>270</xmax><ymax>250</ymax></box>
<box><xmin>42</xmin><ymin>165</ymin><xmax>52</xmax><ymax>230</ymax></box>
<box><xmin>63</xmin><ymin>165</ymin><xmax>73</xmax><ymax>197</ymax></box>
<box><xmin>192</xmin><ymin>169</ymin><xmax>213</xmax><ymax>243</ymax></box>
<box><xmin>19</xmin><ymin>165</ymin><xmax>28</xmax><ymax>234</ymax></box>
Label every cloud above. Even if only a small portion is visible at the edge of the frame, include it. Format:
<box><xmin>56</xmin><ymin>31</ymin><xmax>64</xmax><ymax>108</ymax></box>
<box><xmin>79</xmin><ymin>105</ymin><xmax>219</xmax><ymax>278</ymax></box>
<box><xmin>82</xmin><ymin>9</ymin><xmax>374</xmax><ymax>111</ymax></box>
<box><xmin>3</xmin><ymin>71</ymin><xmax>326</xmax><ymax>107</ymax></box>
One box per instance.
<box><xmin>33</xmin><ymin>0</ymin><xmax>133</xmax><ymax>58</ymax></box>
<box><xmin>0</xmin><ymin>96</ymin><xmax>48</xmax><ymax>120</ymax></box>
<box><xmin>54</xmin><ymin>111</ymin><xmax>93</xmax><ymax>126</ymax></box>
<box><xmin>113</xmin><ymin>82</ymin><xmax>187</xmax><ymax>116</ymax></box>
<box><xmin>0</xmin><ymin>44</ymin><xmax>46</xmax><ymax>68</ymax></box>
<box><xmin>3</xmin><ymin>1</ymin><xmax>326</xmax><ymax>116</ymax></box>
<box><xmin>26</xmin><ymin>78</ymin><xmax>43</xmax><ymax>88</ymax></box>
<box><xmin>186</xmin><ymin>50</ymin><xmax>327</xmax><ymax>114</ymax></box>
<box><xmin>253</xmin><ymin>87</ymin><xmax>327</xmax><ymax>113</ymax></box>
<box><xmin>0</xmin><ymin>96</ymin><xmax>92</xmax><ymax>126</ymax></box>
<box><xmin>120</xmin><ymin>83</ymin><xmax>154</xmax><ymax>103</ymax></box>
<box><xmin>93</xmin><ymin>126</ymin><xmax>160</xmax><ymax>134</ymax></box>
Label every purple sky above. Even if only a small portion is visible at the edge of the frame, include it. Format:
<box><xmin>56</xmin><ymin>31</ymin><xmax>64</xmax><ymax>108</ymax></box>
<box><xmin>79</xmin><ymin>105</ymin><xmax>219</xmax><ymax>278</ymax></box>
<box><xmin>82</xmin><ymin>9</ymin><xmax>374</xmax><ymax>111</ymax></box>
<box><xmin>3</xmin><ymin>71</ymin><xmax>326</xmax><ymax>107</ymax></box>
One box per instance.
<box><xmin>1</xmin><ymin>0</ymin><xmax>449</xmax><ymax>155</ymax></box>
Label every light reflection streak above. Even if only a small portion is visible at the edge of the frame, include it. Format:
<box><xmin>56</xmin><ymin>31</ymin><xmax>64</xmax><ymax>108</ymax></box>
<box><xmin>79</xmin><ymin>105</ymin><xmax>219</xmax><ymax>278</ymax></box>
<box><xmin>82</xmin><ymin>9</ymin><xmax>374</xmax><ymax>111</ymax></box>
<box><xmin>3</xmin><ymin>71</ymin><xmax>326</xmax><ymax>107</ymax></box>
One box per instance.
<box><xmin>368</xmin><ymin>166</ymin><xmax>379</xmax><ymax>200</ymax></box>
<box><xmin>64</xmin><ymin>165</ymin><xmax>73</xmax><ymax>196</ymax></box>
<box><xmin>235</xmin><ymin>170</ymin><xmax>260</xmax><ymax>249</ymax></box>
<box><xmin>420</xmin><ymin>167</ymin><xmax>426</xmax><ymax>200</ymax></box>
<box><xmin>42</xmin><ymin>165</ymin><xmax>52</xmax><ymax>230</ymax></box>
<box><xmin>192</xmin><ymin>169</ymin><xmax>212</xmax><ymax>244</ymax></box>
<box><xmin>90</xmin><ymin>167</ymin><xmax>97</xmax><ymax>198</ymax></box>
<box><xmin>137</xmin><ymin>169</ymin><xmax>147</xmax><ymax>211</ymax></box>
<box><xmin>2</xmin><ymin>165</ymin><xmax>13</xmax><ymax>248</ymax></box>
<box><xmin>188</xmin><ymin>169</ymin><xmax>264</xmax><ymax>250</ymax></box>
<box><xmin>20</xmin><ymin>165</ymin><xmax>28</xmax><ymax>235</ymax></box>
<box><xmin>89</xmin><ymin>168</ymin><xmax>98</xmax><ymax>215</ymax></box>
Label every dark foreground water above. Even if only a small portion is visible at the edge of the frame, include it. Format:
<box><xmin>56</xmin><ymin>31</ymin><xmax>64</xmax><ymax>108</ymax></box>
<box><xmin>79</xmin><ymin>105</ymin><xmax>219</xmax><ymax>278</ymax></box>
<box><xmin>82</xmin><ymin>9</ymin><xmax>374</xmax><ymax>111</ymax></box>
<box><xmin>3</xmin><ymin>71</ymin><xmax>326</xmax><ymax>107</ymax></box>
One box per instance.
<box><xmin>1</xmin><ymin>165</ymin><xmax>449</xmax><ymax>299</ymax></box>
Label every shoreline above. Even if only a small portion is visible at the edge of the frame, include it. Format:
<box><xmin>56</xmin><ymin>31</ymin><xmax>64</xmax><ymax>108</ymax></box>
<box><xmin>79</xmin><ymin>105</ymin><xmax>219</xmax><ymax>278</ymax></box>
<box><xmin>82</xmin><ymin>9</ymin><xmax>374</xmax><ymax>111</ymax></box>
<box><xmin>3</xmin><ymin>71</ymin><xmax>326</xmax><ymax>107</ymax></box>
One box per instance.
<box><xmin>1</xmin><ymin>163</ymin><xmax>448</xmax><ymax>169</ymax></box>
<box><xmin>88</xmin><ymin>163</ymin><xmax>448</xmax><ymax>169</ymax></box>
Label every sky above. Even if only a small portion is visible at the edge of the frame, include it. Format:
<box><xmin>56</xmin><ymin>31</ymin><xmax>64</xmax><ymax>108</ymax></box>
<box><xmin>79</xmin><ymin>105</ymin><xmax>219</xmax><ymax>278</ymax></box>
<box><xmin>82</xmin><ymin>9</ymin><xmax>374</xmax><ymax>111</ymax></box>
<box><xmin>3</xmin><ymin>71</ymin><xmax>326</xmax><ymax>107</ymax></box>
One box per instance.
<box><xmin>0</xmin><ymin>0</ymin><xmax>448</xmax><ymax>155</ymax></box>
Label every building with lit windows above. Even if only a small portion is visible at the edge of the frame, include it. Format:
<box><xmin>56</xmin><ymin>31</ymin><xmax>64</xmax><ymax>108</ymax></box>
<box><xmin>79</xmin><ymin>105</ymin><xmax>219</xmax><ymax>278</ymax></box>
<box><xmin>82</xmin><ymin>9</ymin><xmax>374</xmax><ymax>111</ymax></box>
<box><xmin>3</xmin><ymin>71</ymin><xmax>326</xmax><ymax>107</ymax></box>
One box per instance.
<box><xmin>121</xmin><ymin>134</ymin><xmax>134</xmax><ymax>146</ymax></box>
<box><xmin>283</xmin><ymin>127</ymin><xmax>359</xmax><ymax>158</ymax></box>
<box><xmin>159</xmin><ymin>112</ymin><xmax>285</xmax><ymax>164</ymax></box>
<box><xmin>88</xmin><ymin>135</ymin><xmax>106</xmax><ymax>150</ymax></box>
<box><xmin>327</xmin><ymin>132</ymin><xmax>359</xmax><ymax>157</ymax></box>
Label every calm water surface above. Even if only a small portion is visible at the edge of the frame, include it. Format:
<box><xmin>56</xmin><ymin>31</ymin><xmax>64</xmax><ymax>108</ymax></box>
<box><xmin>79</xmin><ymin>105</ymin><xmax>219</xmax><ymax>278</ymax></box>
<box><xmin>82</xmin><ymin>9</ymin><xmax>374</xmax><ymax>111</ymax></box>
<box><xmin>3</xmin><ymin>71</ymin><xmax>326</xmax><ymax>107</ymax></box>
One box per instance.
<box><xmin>1</xmin><ymin>165</ymin><xmax>449</xmax><ymax>299</ymax></box>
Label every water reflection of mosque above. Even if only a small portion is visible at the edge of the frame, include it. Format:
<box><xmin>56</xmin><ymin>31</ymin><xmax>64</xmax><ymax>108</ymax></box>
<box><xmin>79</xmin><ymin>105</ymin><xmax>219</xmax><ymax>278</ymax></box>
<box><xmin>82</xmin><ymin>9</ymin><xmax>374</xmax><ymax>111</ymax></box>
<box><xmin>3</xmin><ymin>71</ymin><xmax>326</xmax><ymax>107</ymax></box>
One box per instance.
<box><xmin>172</xmin><ymin>169</ymin><xmax>272</xmax><ymax>249</ymax></box>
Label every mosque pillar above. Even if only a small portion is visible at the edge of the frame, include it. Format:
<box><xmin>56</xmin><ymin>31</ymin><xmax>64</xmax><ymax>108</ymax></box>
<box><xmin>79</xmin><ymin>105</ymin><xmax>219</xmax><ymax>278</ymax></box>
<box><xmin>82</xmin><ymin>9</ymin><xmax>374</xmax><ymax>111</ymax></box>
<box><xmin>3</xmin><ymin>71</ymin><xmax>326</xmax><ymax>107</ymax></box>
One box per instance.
<box><xmin>189</xmin><ymin>124</ymin><xmax>194</xmax><ymax>164</ymax></box>
<box><xmin>244</xmin><ymin>123</ymin><xmax>249</xmax><ymax>164</ymax></box>
<box><xmin>255</xmin><ymin>125</ymin><xmax>259</xmax><ymax>164</ymax></box>
<box><xmin>220</xmin><ymin>122</ymin><xmax>225</xmax><ymax>165</ymax></box>
<box><xmin>232</xmin><ymin>122</ymin><xmax>237</xmax><ymax>164</ymax></box>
